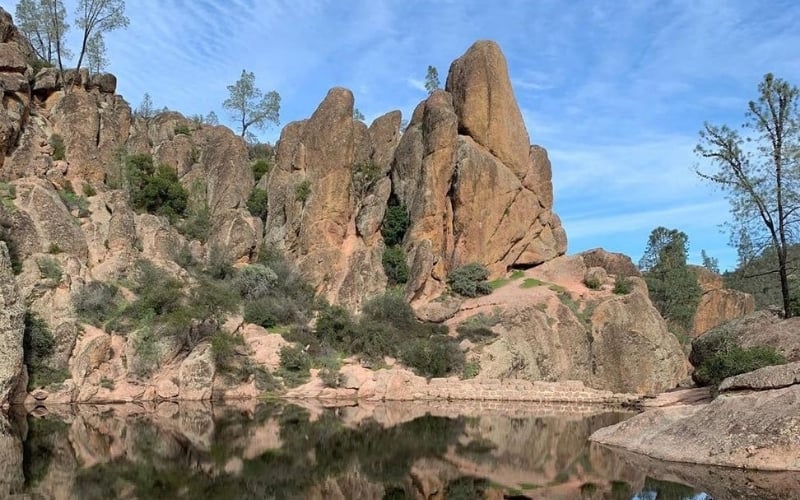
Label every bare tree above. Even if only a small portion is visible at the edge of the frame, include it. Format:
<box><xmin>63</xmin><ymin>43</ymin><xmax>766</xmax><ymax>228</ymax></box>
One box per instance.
<box><xmin>73</xmin><ymin>0</ymin><xmax>128</xmax><ymax>82</ymax></box>
<box><xmin>15</xmin><ymin>0</ymin><xmax>68</xmax><ymax>64</ymax></box>
<box><xmin>696</xmin><ymin>73</ymin><xmax>800</xmax><ymax>317</ymax></box>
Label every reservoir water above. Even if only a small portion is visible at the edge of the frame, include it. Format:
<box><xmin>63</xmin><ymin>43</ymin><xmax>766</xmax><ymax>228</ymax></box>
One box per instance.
<box><xmin>3</xmin><ymin>401</ymin><xmax>797</xmax><ymax>499</ymax></box>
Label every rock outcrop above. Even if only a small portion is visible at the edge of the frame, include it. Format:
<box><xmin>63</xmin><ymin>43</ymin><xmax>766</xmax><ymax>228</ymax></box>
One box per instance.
<box><xmin>690</xmin><ymin>266</ymin><xmax>755</xmax><ymax>336</ymax></box>
<box><xmin>0</xmin><ymin>242</ymin><xmax>23</xmax><ymax>406</ymax></box>
<box><xmin>444</xmin><ymin>255</ymin><xmax>688</xmax><ymax>394</ymax></box>
<box><xmin>264</xmin><ymin>41</ymin><xmax>566</xmax><ymax>308</ymax></box>
<box><xmin>591</xmin><ymin>383</ymin><xmax>800</xmax><ymax>470</ymax></box>
<box><xmin>264</xmin><ymin>88</ymin><xmax>391</xmax><ymax>310</ymax></box>
<box><xmin>719</xmin><ymin>361</ymin><xmax>800</xmax><ymax>392</ymax></box>
<box><xmin>690</xmin><ymin>310</ymin><xmax>800</xmax><ymax>369</ymax></box>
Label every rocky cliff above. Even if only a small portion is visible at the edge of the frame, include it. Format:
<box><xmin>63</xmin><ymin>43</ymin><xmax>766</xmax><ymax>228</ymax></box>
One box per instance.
<box><xmin>264</xmin><ymin>40</ymin><xmax>566</xmax><ymax>309</ymax></box>
<box><xmin>0</xmin><ymin>6</ymin><xmax>691</xmax><ymax>403</ymax></box>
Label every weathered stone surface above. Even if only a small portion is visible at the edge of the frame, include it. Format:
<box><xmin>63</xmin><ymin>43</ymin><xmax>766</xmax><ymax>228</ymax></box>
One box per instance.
<box><xmin>690</xmin><ymin>311</ymin><xmax>800</xmax><ymax>370</ymax></box>
<box><xmin>590</xmin><ymin>281</ymin><xmax>689</xmax><ymax>394</ymax></box>
<box><xmin>7</xmin><ymin>177</ymin><xmax>88</xmax><ymax>259</ymax></box>
<box><xmin>179</xmin><ymin>344</ymin><xmax>216</xmax><ymax>401</ymax></box>
<box><xmin>443</xmin><ymin>257</ymin><xmax>688</xmax><ymax>394</ymax></box>
<box><xmin>89</xmin><ymin>73</ymin><xmax>117</xmax><ymax>93</ymax></box>
<box><xmin>70</xmin><ymin>325</ymin><xmax>111</xmax><ymax>386</ymax></box>
<box><xmin>688</xmin><ymin>265</ymin><xmax>755</xmax><ymax>336</ymax></box>
<box><xmin>692</xmin><ymin>287</ymin><xmax>755</xmax><ymax>336</ymax></box>
<box><xmin>591</xmin><ymin>384</ymin><xmax>800</xmax><ymax>470</ymax></box>
<box><xmin>580</xmin><ymin>248</ymin><xmax>641</xmax><ymax>277</ymax></box>
<box><xmin>396</xmin><ymin>42</ymin><xmax>566</xmax><ymax>303</ymax></box>
<box><xmin>0</xmin><ymin>242</ymin><xmax>24</xmax><ymax>406</ymax></box>
<box><xmin>265</xmin><ymin>88</ymin><xmax>390</xmax><ymax>310</ymax></box>
<box><xmin>719</xmin><ymin>361</ymin><xmax>800</xmax><ymax>392</ymax></box>
<box><xmin>584</xmin><ymin>266</ymin><xmax>608</xmax><ymax>287</ymax></box>
<box><xmin>446</xmin><ymin>40</ymin><xmax>530</xmax><ymax>181</ymax></box>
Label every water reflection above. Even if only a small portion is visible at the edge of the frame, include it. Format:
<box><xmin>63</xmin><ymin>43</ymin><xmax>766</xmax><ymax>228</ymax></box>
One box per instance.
<box><xmin>0</xmin><ymin>401</ymin><xmax>795</xmax><ymax>499</ymax></box>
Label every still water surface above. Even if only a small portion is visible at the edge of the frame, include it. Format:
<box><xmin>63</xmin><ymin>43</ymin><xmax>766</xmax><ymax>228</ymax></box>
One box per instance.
<box><xmin>4</xmin><ymin>401</ymin><xmax>797</xmax><ymax>499</ymax></box>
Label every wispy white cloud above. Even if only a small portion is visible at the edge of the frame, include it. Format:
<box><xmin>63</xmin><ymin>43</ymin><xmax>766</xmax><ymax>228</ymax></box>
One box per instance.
<box><xmin>42</xmin><ymin>0</ymin><xmax>800</xmax><ymax>269</ymax></box>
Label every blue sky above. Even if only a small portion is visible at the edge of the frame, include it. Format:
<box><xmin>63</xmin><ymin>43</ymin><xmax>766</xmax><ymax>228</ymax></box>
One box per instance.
<box><xmin>12</xmin><ymin>0</ymin><xmax>800</xmax><ymax>270</ymax></box>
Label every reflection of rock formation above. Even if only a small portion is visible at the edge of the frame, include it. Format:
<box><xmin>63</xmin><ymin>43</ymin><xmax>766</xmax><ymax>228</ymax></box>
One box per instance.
<box><xmin>8</xmin><ymin>403</ymin><xmax>793</xmax><ymax>499</ymax></box>
<box><xmin>0</xmin><ymin>413</ymin><xmax>23</xmax><ymax>497</ymax></box>
<box><xmin>593</xmin><ymin>443</ymin><xmax>800</xmax><ymax>500</ymax></box>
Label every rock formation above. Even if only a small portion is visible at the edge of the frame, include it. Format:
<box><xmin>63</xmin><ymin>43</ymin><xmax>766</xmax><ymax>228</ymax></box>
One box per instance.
<box><xmin>264</xmin><ymin>41</ymin><xmax>566</xmax><ymax>308</ymax></box>
<box><xmin>442</xmin><ymin>255</ymin><xmax>688</xmax><ymax>394</ymax></box>
<box><xmin>689</xmin><ymin>266</ymin><xmax>755</xmax><ymax>336</ymax></box>
<box><xmin>0</xmin><ymin>242</ymin><xmax>23</xmax><ymax>406</ymax></box>
<box><xmin>591</xmin><ymin>382</ymin><xmax>800</xmax><ymax>470</ymax></box>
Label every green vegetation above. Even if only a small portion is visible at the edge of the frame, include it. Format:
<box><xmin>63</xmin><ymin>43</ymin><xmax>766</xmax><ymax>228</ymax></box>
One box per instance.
<box><xmin>382</xmin><ymin>245</ymin><xmax>409</xmax><ymax>285</ymax></box>
<box><xmin>295</xmin><ymin>179</ymin><xmax>311</xmax><ymax>202</ymax></box>
<box><xmin>696</xmin><ymin>74</ymin><xmax>800</xmax><ymax>318</ymax></box>
<box><xmin>251</xmin><ymin>159</ymin><xmax>271</xmax><ymax>180</ymax></box>
<box><xmin>278</xmin><ymin>345</ymin><xmax>311</xmax><ymax>387</ymax></box>
<box><xmin>210</xmin><ymin>331</ymin><xmax>244</xmax><ymax>369</ymax></box>
<box><xmin>82</xmin><ymin>182</ymin><xmax>97</xmax><ymax>197</ymax></box>
<box><xmin>583</xmin><ymin>275</ymin><xmax>602</xmax><ymax>290</ymax></box>
<box><xmin>448</xmin><ymin>263</ymin><xmax>492</xmax><ymax>297</ymax></box>
<box><xmin>173</xmin><ymin>123</ymin><xmax>192</xmax><ymax>136</ymax></box>
<box><xmin>49</xmin><ymin>134</ymin><xmax>65</xmax><ymax>161</ymax></box>
<box><xmin>24</xmin><ymin>312</ymin><xmax>68</xmax><ymax>389</ymax></box>
<box><xmin>520</xmin><ymin>277</ymin><xmax>544</xmax><ymax>289</ymax></box>
<box><xmin>461</xmin><ymin>359</ymin><xmax>480</xmax><ymax>379</ymax></box>
<box><xmin>22</xmin><ymin>415</ymin><xmax>68</xmax><ymax>487</ymax></box>
<box><xmin>246</xmin><ymin>187</ymin><xmax>268</xmax><ymax>219</ymax></box>
<box><xmin>639</xmin><ymin>227</ymin><xmax>700</xmax><ymax>332</ymax></box>
<box><xmin>351</xmin><ymin>160</ymin><xmax>381</xmax><ymax>199</ymax></box>
<box><xmin>456</xmin><ymin>312</ymin><xmax>500</xmax><ymax>343</ymax></box>
<box><xmin>694</xmin><ymin>346</ymin><xmax>785</xmax><ymax>388</ymax></box>
<box><xmin>381</xmin><ymin>202</ymin><xmax>409</xmax><ymax>246</ymax></box>
<box><xmin>58</xmin><ymin>182</ymin><xmax>89</xmax><ymax>217</ymax></box>
<box><xmin>0</xmin><ymin>216</ymin><xmax>22</xmax><ymax>274</ymax></box>
<box><xmin>613</xmin><ymin>275</ymin><xmax>632</xmax><ymax>295</ymax></box>
<box><xmin>489</xmin><ymin>270</ymin><xmax>524</xmax><ymax>290</ymax></box>
<box><xmin>36</xmin><ymin>256</ymin><xmax>62</xmax><ymax>283</ymax></box>
<box><xmin>126</xmin><ymin>154</ymin><xmax>188</xmax><ymax>222</ymax></box>
<box><xmin>178</xmin><ymin>204</ymin><xmax>211</xmax><ymax>242</ymax></box>
<box><xmin>223</xmin><ymin>69</ymin><xmax>281</xmax><ymax>140</ymax></box>
<box><xmin>0</xmin><ymin>181</ymin><xmax>17</xmax><ymax>210</ymax></box>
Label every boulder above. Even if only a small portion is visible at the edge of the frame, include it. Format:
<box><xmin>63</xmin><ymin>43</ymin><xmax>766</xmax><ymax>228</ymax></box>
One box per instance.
<box><xmin>580</xmin><ymin>248</ymin><xmax>641</xmax><ymax>277</ymax></box>
<box><xmin>692</xmin><ymin>288</ymin><xmax>755</xmax><ymax>336</ymax></box>
<box><xmin>0</xmin><ymin>242</ymin><xmax>24</xmax><ymax>406</ymax></box>
<box><xmin>179</xmin><ymin>344</ymin><xmax>216</xmax><ymax>400</ymax></box>
<box><xmin>591</xmin><ymin>384</ymin><xmax>800</xmax><ymax>470</ymax></box>
<box><xmin>690</xmin><ymin>311</ymin><xmax>800</xmax><ymax>368</ymax></box>
<box><xmin>719</xmin><ymin>361</ymin><xmax>800</xmax><ymax>392</ymax></box>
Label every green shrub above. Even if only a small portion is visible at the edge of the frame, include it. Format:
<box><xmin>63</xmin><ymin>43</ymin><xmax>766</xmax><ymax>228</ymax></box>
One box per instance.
<box><xmin>401</xmin><ymin>336</ymin><xmax>465</xmax><ymax>378</ymax></box>
<box><xmin>251</xmin><ymin>159</ymin><xmax>271</xmax><ymax>181</ymax></box>
<box><xmin>295</xmin><ymin>179</ymin><xmax>311</xmax><ymax>202</ymax></box>
<box><xmin>234</xmin><ymin>264</ymin><xmax>278</xmax><ymax>300</ymax></box>
<box><xmin>613</xmin><ymin>275</ymin><xmax>632</xmax><ymax>295</ymax></box>
<box><xmin>345</xmin><ymin>319</ymin><xmax>399</xmax><ymax>364</ymax></box>
<box><xmin>243</xmin><ymin>299</ymin><xmax>279</xmax><ymax>328</ymax></box>
<box><xmin>204</xmin><ymin>245</ymin><xmax>235</xmax><ymax>280</ymax></box>
<box><xmin>361</xmin><ymin>291</ymin><xmax>416</xmax><ymax>330</ymax></box>
<box><xmin>174</xmin><ymin>123</ymin><xmax>192</xmax><ymax>136</ymax></box>
<box><xmin>381</xmin><ymin>203</ymin><xmax>409</xmax><ymax>246</ymax></box>
<box><xmin>126</xmin><ymin>154</ymin><xmax>188</xmax><ymax>222</ymax></box>
<box><xmin>74</xmin><ymin>282</ymin><xmax>122</xmax><ymax>326</ymax></box>
<box><xmin>49</xmin><ymin>134</ymin><xmax>66</xmax><ymax>161</ymax></box>
<box><xmin>584</xmin><ymin>276</ymin><xmax>602</xmax><ymax>290</ymax></box>
<box><xmin>48</xmin><ymin>243</ymin><xmax>63</xmax><ymax>254</ymax></box>
<box><xmin>0</xmin><ymin>219</ymin><xmax>22</xmax><ymax>274</ymax></box>
<box><xmin>318</xmin><ymin>356</ymin><xmax>343</xmax><ymax>388</ymax></box>
<box><xmin>82</xmin><ymin>183</ymin><xmax>97</xmax><ymax>197</ymax></box>
<box><xmin>447</xmin><ymin>263</ymin><xmax>492</xmax><ymax>298</ymax></box>
<box><xmin>456</xmin><ymin>313</ymin><xmax>500</xmax><ymax>343</ymax></box>
<box><xmin>278</xmin><ymin>345</ymin><xmax>311</xmax><ymax>387</ymax></box>
<box><xmin>188</xmin><ymin>276</ymin><xmax>239</xmax><ymax>324</ymax></box>
<box><xmin>24</xmin><ymin>312</ymin><xmax>67</xmax><ymax>389</ymax></box>
<box><xmin>179</xmin><ymin>204</ymin><xmax>211</xmax><ymax>242</ymax></box>
<box><xmin>382</xmin><ymin>245</ymin><xmax>409</xmax><ymax>285</ymax></box>
<box><xmin>351</xmin><ymin>160</ymin><xmax>381</xmax><ymax>198</ymax></box>
<box><xmin>462</xmin><ymin>360</ymin><xmax>480</xmax><ymax>379</ymax></box>
<box><xmin>36</xmin><ymin>257</ymin><xmax>62</xmax><ymax>283</ymax></box>
<box><xmin>694</xmin><ymin>346</ymin><xmax>785</xmax><ymax>388</ymax></box>
<box><xmin>315</xmin><ymin>305</ymin><xmax>357</xmax><ymax>348</ymax></box>
<box><xmin>210</xmin><ymin>331</ymin><xmax>244</xmax><ymax>369</ymax></box>
<box><xmin>246</xmin><ymin>187</ymin><xmax>268</xmax><ymax>219</ymax></box>
<box><xmin>58</xmin><ymin>188</ymin><xmax>90</xmax><ymax>217</ymax></box>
